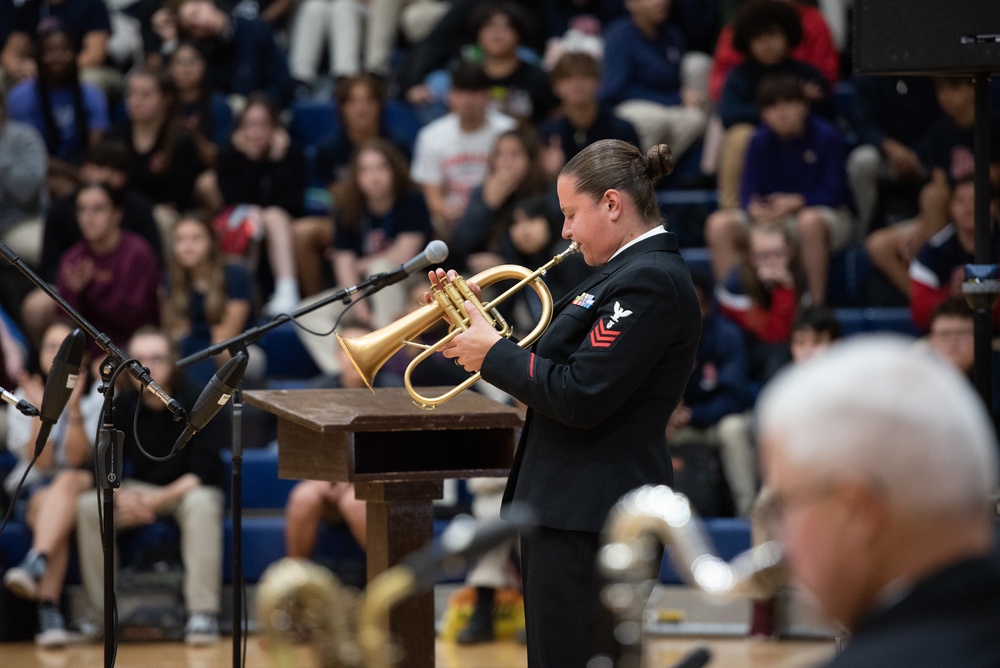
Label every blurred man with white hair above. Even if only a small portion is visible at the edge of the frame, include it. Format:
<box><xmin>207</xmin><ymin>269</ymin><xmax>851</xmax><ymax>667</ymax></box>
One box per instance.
<box><xmin>756</xmin><ymin>335</ymin><xmax>1000</xmax><ymax>667</ymax></box>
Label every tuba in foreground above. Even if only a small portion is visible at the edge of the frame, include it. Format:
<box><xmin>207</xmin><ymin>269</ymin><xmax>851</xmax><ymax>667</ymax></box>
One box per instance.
<box><xmin>256</xmin><ymin>558</ymin><xmax>413</xmax><ymax>668</ymax></box>
<box><xmin>599</xmin><ymin>485</ymin><xmax>786</xmax><ymax>668</ymax></box>
<box><xmin>257</xmin><ymin>511</ymin><xmax>531</xmax><ymax>667</ymax></box>
<box><xmin>337</xmin><ymin>243</ymin><xmax>579</xmax><ymax>409</ymax></box>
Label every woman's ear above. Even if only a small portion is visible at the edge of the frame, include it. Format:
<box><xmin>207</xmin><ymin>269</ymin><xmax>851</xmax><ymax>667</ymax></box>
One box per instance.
<box><xmin>604</xmin><ymin>189</ymin><xmax>623</xmax><ymax>222</ymax></box>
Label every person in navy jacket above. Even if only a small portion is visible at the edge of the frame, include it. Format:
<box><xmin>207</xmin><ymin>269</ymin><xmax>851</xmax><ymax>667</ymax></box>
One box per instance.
<box><xmin>428</xmin><ymin>139</ymin><xmax>701</xmax><ymax>667</ymax></box>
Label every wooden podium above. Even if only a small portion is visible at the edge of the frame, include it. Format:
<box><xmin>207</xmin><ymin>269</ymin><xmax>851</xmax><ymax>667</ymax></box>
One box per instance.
<box><xmin>245</xmin><ymin>387</ymin><xmax>523</xmax><ymax>668</ymax></box>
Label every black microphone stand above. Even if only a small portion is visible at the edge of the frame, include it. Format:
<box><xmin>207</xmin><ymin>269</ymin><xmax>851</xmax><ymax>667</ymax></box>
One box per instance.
<box><xmin>95</xmin><ymin>364</ymin><xmax>123</xmax><ymax>668</ymax></box>
<box><xmin>0</xmin><ymin>242</ymin><xmax>187</xmax><ymax>668</ymax></box>
<box><xmin>176</xmin><ymin>283</ymin><xmax>360</xmax><ymax>668</ymax></box>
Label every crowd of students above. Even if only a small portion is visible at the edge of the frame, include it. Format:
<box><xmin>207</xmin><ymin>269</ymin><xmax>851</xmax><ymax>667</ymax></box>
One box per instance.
<box><xmin>0</xmin><ymin>0</ymin><xmax>997</xmax><ymax>651</ymax></box>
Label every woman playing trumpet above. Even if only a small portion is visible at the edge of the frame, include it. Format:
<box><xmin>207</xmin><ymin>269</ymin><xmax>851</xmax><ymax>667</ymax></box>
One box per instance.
<box><xmin>425</xmin><ymin>139</ymin><xmax>701</xmax><ymax>667</ymax></box>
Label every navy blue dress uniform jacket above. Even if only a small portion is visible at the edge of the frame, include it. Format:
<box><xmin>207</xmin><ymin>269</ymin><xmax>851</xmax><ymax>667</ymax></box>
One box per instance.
<box><xmin>481</xmin><ymin>231</ymin><xmax>701</xmax><ymax>533</ymax></box>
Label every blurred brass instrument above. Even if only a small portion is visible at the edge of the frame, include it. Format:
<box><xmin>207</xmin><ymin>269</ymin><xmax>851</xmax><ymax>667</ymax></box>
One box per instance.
<box><xmin>256</xmin><ymin>558</ymin><xmax>415</xmax><ymax>668</ymax></box>
<box><xmin>599</xmin><ymin>486</ymin><xmax>786</xmax><ymax>668</ymax></box>
<box><xmin>257</xmin><ymin>513</ymin><xmax>529</xmax><ymax>667</ymax></box>
<box><xmin>337</xmin><ymin>242</ymin><xmax>580</xmax><ymax>409</ymax></box>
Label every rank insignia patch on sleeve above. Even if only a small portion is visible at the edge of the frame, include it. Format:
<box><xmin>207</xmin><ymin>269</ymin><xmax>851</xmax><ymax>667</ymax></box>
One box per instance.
<box><xmin>589</xmin><ymin>320</ymin><xmax>620</xmax><ymax>348</ymax></box>
<box><xmin>588</xmin><ymin>301</ymin><xmax>636</xmax><ymax>350</ymax></box>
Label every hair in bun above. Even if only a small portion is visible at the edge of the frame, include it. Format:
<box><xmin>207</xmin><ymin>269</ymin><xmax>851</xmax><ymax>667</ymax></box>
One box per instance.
<box><xmin>645</xmin><ymin>144</ymin><xmax>675</xmax><ymax>183</ymax></box>
<box><xmin>561</xmin><ymin>139</ymin><xmax>673</xmax><ymax>225</ymax></box>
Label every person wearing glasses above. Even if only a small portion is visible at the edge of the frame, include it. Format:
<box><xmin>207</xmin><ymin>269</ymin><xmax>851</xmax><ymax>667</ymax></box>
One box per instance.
<box><xmin>756</xmin><ymin>335</ymin><xmax>1000</xmax><ymax>667</ymax></box>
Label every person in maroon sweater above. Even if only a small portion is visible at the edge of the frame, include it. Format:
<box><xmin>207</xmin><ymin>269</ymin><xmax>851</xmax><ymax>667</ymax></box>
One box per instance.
<box><xmin>56</xmin><ymin>182</ymin><xmax>161</xmax><ymax>361</ymax></box>
<box><xmin>716</xmin><ymin>223</ymin><xmax>800</xmax><ymax>382</ymax></box>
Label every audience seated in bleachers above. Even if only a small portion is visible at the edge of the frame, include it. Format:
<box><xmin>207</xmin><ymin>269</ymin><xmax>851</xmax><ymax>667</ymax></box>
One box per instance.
<box><xmin>843</xmin><ymin>75</ymin><xmax>941</xmax><ymax>239</ymax></box>
<box><xmin>2</xmin><ymin>321</ymin><xmax>101</xmax><ymax>648</ymax></box>
<box><xmin>410</xmin><ymin>60</ymin><xmax>517</xmax><ymax>241</ymax></box>
<box><xmin>161</xmin><ymin>0</ymin><xmax>295</xmax><ymax>107</ymax></box>
<box><xmin>599</xmin><ymin>0</ymin><xmax>708</xmax><ymax>158</ymax></box>
<box><xmin>2</xmin><ymin>0</ymin><xmax>999</xmax><ymax>648</ymax></box>
<box><xmin>167</xmin><ymin>41</ymin><xmax>234</xmax><ymax>168</ymax></box>
<box><xmin>75</xmin><ymin>327</ymin><xmax>226</xmax><ymax>646</ymax></box>
<box><xmin>293</xmin><ymin>73</ymin><xmax>416</xmax><ymax>297</ymax></box>
<box><xmin>21</xmin><ymin>140</ymin><xmax>162</xmax><ymax>347</ymax></box>
<box><xmin>667</xmin><ymin>272</ymin><xmax>755</xmax><ymax>517</ymax></box>
<box><xmin>536</xmin><ymin>51</ymin><xmax>640</xmax><ymax>180</ymax></box>
<box><xmin>55</xmin><ymin>182</ymin><xmax>162</xmax><ymax>360</ymax></box>
<box><xmin>109</xmin><ymin>66</ymin><xmax>206</xmax><ymax>217</ymax></box>
<box><xmin>714</xmin><ymin>0</ymin><xmax>833</xmax><ymax>209</ymax></box>
<box><xmin>707</xmin><ymin>73</ymin><xmax>852</xmax><ymax>306</ymax></box>
<box><xmin>330</xmin><ymin>139</ymin><xmax>433</xmax><ymax>328</ymax></box>
<box><xmin>1</xmin><ymin>0</ymin><xmax>114</xmax><ymax>89</ymax></box>
<box><xmin>909</xmin><ymin>177</ymin><xmax>1000</xmax><ymax>332</ymax></box>
<box><xmin>865</xmin><ymin>76</ymin><xmax>1000</xmax><ymax>300</ymax></box>
<box><xmin>0</xmin><ymin>94</ymin><xmax>47</xmax><ymax>268</ymax></box>
<box><xmin>716</xmin><ymin>223</ymin><xmax>798</xmax><ymax>383</ymax></box>
<box><xmin>6</xmin><ymin>29</ymin><xmax>111</xmax><ymax>201</ymax></box>
<box><xmin>163</xmin><ymin>212</ymin><xmax>255</xmax><ymax>385</ymax></box>
<box><xmin>212</xmin><ymin>93</ymin><xmax>306</xmax><ymax>316</ymax></box>
<box><xmin>452</xmin><ymin>126</ymin><xmax>553</xmax><ymax>274</ymax></box>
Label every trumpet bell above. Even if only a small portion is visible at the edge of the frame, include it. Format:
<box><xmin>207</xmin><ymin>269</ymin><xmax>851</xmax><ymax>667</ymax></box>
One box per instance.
<box><xmin>334</xmin><ymin>302</ymin><xmax>443</xmax><ymax>391</ymax></box>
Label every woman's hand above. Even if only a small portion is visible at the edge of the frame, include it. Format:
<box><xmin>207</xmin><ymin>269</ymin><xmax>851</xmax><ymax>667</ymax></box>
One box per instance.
<box><xmin>439</xmin><ymin>300</ymin><xmax>502</xmax><ymax>373</ymax></box>
<box><xmin>231</xmin><ymin>127</ymin><xmax>263</xmax><ymax>160</ymax></box>
<box><xmin>419</xmin><ymin>268</ymin><xmax>484</xmax><ymax>307</ymax></box>
<box><xmin>481</xmin><ymin>165</ymin><xmax>522</xmax><ymax>209</ymax></box>
<box><xmin>423</xmin><ymin>270</ymin><xmax>497</xmax><ymax>371</ymax></box>
<box><xmin>269</xmin><ymin>128</ymin><xmax>290</xmax><ymax>161</ymax></box>
<box><xmin>18</xmin><ymin>372</ymin><xmax>44</xmax><ymax>409</ymax></box>
<box><xmin>62</xmin><ymin>257</ymin><xmax>96</xmax><ymax>294</ymax></box>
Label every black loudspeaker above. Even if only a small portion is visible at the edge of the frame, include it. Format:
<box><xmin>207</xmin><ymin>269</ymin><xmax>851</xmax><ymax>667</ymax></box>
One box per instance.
<box><xmin>854</xmin><ymin>0</ymin><xmax>1000</xmax><ymax>75</ymax></box>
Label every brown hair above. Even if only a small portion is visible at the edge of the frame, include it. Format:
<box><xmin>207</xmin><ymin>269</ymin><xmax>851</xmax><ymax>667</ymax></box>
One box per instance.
<box><xmin>550</xmin><ymin>51</ymin><xmax>601</xmax><ymax>82</ymax></box>
<box><xmin>490</xmin><ymin>126</ymin><xmax>549</xmax><ymax>200</ymax></box>
<box><xmin>561</xmin><ymin>140</ymin><xmax>674</xmax><ymax>225</ymax></box>
<box><xmin>236</xmin><ymin>92</ymin><xmax>282</xmax><ymax>130</ymax></box>
<box><xmin>126</xmin><ymin>66</ymin><xmax>181</xmax><ymax>174</ymax></box>
<box><xmin>334</xmin><ymin>72</ymin><xmax>387</xmax><ymax>112</ymax></box>
<box><xmin>164</xmin><ymin>212</ymin><xmax>228</xmax><ymax>332</ymax></box>
<box><xmin>334</xmin><ymin>139</ymin><xmax>416</xmax><ymax>234</ymax></box>
<box><xmin>738</xmin><ymin>222</ymin><xmax>802</xmax><ymax>307</ymax></box>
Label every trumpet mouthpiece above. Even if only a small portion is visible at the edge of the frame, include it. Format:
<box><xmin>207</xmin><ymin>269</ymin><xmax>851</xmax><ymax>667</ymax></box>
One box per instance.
<box><xmin>561</xmin><ymin>242</ymin><xmax>580</xmax><ymax>258</ymax></box>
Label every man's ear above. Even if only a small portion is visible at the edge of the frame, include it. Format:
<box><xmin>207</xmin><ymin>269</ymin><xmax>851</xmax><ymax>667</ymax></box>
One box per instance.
<box><xmin>841</xmin><ymin>478</ymin><xmax>888</xmax><ymax>549</ymax></box>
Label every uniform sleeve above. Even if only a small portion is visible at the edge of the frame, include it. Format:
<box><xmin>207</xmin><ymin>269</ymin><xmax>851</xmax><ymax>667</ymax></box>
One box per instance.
<box><xmin>481</xmin><ymin>262</ymin><xmax>684</xmax><ymax>429</ymax></box>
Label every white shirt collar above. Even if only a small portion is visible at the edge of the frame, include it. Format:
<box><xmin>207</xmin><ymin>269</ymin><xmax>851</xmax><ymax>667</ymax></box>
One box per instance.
<box><xmin>610</xmin><ymin>225</ymin><xmax>667</xmax><ymax>261</ymax></box>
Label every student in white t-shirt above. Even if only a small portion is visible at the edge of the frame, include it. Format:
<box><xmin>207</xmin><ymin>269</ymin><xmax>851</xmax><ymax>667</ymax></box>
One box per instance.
<box><xmin>410</xmin><ymin>59</ymin><xmax>517</xmax><ymax>241</ymax></box>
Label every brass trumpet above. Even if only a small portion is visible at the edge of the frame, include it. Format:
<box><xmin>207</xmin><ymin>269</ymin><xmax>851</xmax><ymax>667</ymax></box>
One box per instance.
<box><xmin>337</xmin><ymin>242</ymin><xmax>580</xmax><ymax>410</ymax></box>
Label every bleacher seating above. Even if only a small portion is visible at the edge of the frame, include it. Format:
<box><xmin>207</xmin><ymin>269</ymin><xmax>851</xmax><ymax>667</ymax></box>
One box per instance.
<box><xmin>256</xmin><ymin>319</ymin><xmax>321</xmax><ymax>380</ymax></box>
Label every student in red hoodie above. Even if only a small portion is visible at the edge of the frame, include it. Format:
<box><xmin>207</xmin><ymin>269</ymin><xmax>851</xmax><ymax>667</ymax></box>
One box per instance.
<box><xmin>716</xmin><ymin>222</ymin><xmax>800</xmax><ymax>382</ymax></box>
